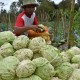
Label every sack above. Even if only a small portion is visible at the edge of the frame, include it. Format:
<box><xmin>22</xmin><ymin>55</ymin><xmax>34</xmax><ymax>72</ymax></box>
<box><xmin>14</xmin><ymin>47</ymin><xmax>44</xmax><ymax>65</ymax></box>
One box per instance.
<box><xmin>28</xmin><ymin>26</ymin><xmax>48</xmax><ymax>37</ymax></box>
<box><xmin>28</xmin><ymin>26</ymin><xmax>51</xmax><ymax>44</ymax></box>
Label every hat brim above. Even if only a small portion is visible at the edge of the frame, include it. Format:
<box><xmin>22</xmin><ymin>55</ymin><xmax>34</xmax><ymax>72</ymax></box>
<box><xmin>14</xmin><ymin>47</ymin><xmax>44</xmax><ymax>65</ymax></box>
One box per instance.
<box><xmin>21</xmin><ymin>4</ymin><xmax>39</xmax><ymax>8</ymax></box>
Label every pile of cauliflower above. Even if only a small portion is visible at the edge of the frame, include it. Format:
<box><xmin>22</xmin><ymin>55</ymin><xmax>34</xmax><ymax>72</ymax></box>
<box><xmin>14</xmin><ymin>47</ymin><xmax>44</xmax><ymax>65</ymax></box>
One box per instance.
<box><xmin>0</xmin><ymin>31</ymin><xmax>80</xmax><ymax>80</ymax></box>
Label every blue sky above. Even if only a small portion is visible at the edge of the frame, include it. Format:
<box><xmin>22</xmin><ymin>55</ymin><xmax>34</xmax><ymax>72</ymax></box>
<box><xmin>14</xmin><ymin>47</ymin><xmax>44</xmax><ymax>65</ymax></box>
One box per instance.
<box><xmin>0</xmin><ymin>0</ymin><xmax>77</xmax><ymax>12</ymax></box>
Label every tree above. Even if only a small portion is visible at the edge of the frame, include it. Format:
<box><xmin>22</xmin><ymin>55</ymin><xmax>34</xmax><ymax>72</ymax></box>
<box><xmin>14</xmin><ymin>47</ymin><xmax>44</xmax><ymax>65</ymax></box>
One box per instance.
<box><xmin>17</xmin><ymin>0</ymin><xmax>23</xmax><ymax>7</ymax></box>
<box><xmin>36</xmin><ymin>0</ymin><xmax>54</xmax><ymax>21</ymax></box>
<box><xmin>10</xmin><ymin>2</ymin><xmax>18</xmax><ymax>14</ymax></box>
<box><xmin>17</xmin><ymin>0</ymin><xmax>23</xmax><ymax>12</ymax></box>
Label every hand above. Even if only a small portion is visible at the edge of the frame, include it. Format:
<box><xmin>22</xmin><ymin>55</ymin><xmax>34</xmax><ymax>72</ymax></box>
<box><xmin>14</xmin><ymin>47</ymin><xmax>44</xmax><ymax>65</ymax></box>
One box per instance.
<box><xmin>31</xmin><ymin>25</ymin><xmax>39</xmax><ymax>32</ymax></box>
<box><xmin>30</xmin><ymin>25</ymin><xmax>44</xmax><ymax>32</ymax></box>
<box><xmin>38</xmin><ymin>24</ymin><xmax>45</xmax><ymax>32</ymax></box>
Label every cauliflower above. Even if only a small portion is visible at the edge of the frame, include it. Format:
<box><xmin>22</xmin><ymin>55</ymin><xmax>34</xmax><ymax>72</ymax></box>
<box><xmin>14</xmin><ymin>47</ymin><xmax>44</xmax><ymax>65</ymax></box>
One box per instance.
<box><xmin>0</xmin><ymin>42</ymin><xmax>14</xmax><ymax>57</ymax></box>
<box><xmin>16</xmin><ymin>60</ymin><xmax>36</xmax><ymax>78</ymax></box>
<box><xmin>51</xmin><ymin>77</ymin><xmax>62</xmax><ymax>80</ymax></box>
<box><xmin>32</xmin><ymin>57</ymin><xmax>55</xmax><ymax>80</ymax></box>
<box><xmin>40</xmin><ymin>45</ymin><xmax>62</xmax><ymax>67</ymax></box>
<box><xmin>66</xmin><ymin>46</ymin><xmax>80</xmax><ymax>59</ymax></box>
<box><xmin>0</xmin><ymin>56</ymin><xmax>20</xmax><ymax>80</ymax></box>
<box><xmin>60</xmin><ymin>51</ymin><xmax>70</xmax><ymax>62</ymax></box>
<box><xmin>13</xmin><ymin>35</ymin><xmax>30</xmax><ymax>50</ymax></box>
<box><xmin>55</xmin><ymin>62</ymin><xmax>74</xmax><ymax>80</ymax></box>
<box><xmin>38</xmin><ymin>24</ymin><xmax>45</xmax><ymax>32</ymax></box>
<box><xmin>14</xmin><ymin>48</ymin><xmax>33</xmax><ymax>61</ymax></box>
<box><xmin>19</xmin><ymin>75</ymin><xmax>42</xmax><ymax>80</ymax></box>
<box><xmin>71</xmin><ymin>64</ymin><xmax>79</xmax><ymax>69</ymax></box>
<box><xmin>69</xmin><ymin>69</ymin><xmax>80</xmax><ymax>80</ymax></box>
<box><xmin>0</xmin><ymin>31</ymin><xmax>16</xmax><ymax>46</ymax></box>
<box><xmin>71</xmin><ymin>55</ymin><xmax>80</xmax><ymax>64</ymax></box>
<box><xmin>28</xmin><ymin>37</ymin><xmax>46</xmax><ymax>53</ymax></box>
<box><xmin>32</xmin><ymin>57</ymin><xmax>49</xmax><ymax>67</ymax></box>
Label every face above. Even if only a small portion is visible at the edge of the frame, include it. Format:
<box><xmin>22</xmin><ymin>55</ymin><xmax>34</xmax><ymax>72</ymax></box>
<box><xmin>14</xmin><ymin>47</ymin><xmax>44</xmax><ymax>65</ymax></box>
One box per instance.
<box><xmin>24</xmin><ymin>5</ymin><xmax>35</xmax><ymax>15</ymax></box>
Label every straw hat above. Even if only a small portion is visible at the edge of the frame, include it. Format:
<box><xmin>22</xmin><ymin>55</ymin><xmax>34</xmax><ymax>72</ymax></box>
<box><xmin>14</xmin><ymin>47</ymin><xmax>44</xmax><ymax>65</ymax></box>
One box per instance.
<box><xmin>21</xmin><ymin>0</ymin><xmax>39</xmax><ymax>8</ymax></box>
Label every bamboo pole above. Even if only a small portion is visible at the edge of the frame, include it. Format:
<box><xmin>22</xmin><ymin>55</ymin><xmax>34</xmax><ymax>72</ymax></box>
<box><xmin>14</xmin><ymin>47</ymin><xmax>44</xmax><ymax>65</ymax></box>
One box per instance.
<box><xmin>67</xmin><ymin>0</ymin><xmax>75</xmax><ymax>48</ymax></box>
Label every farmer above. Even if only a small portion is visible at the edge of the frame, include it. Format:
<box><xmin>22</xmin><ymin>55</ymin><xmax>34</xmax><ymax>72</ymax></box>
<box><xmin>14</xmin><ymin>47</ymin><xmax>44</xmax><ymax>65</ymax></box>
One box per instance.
<box><xmin>13</xmin><ymin>0</ymin><xmax>39</xmax><ymax>36</ymax></box>
<box><xmin>13</xmin><ymin>0</ymin><xmax>51</xmax><ymax>44</ymax></box>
